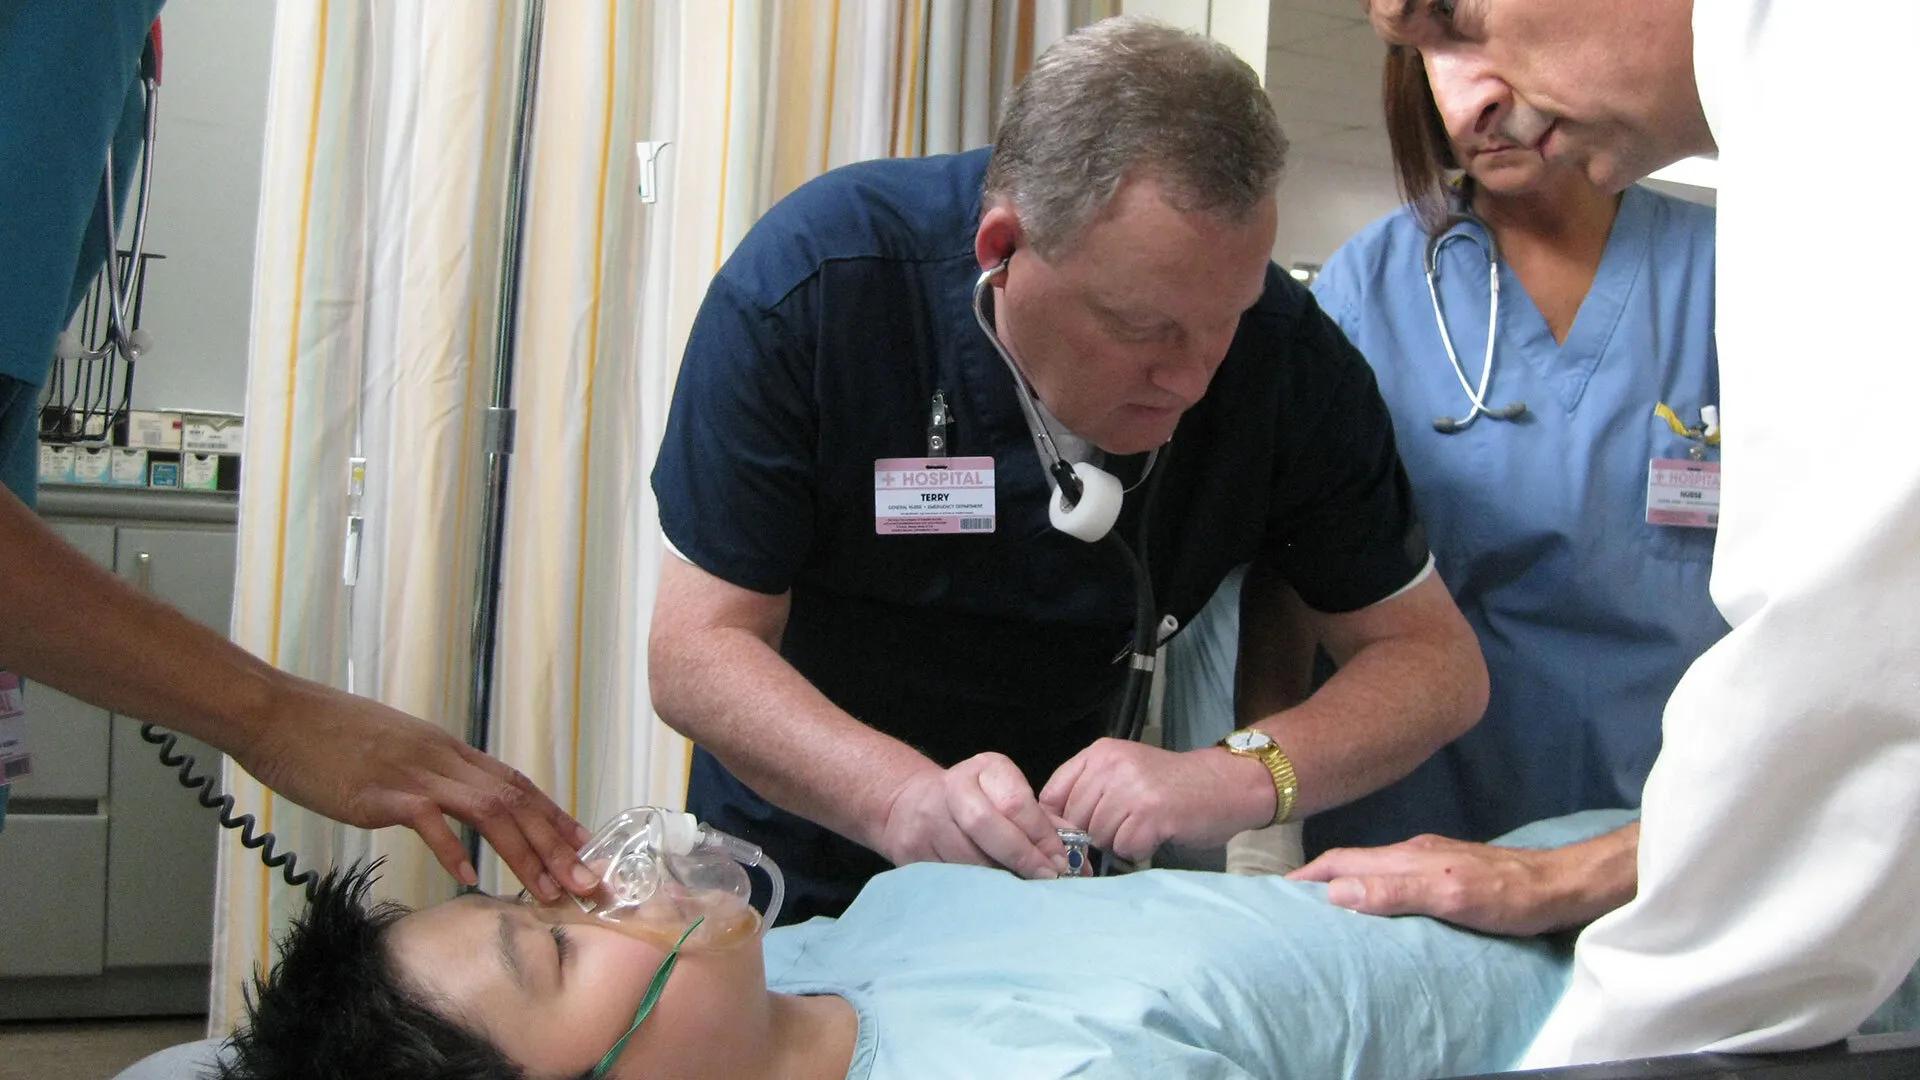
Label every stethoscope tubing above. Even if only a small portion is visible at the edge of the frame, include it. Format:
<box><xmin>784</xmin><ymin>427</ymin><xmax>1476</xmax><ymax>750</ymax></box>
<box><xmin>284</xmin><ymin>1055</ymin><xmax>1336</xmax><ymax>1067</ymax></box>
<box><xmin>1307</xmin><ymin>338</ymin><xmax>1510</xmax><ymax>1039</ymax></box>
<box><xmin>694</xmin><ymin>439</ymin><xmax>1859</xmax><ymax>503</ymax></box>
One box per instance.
<box><xmin>1425</xmin><ymin>214</ymin><xmax>1525</xmax><ymax>432</ymax></box>
<box><xmin>75</xmin><ymin>75</ymin><xmax>161</xmax><ymax>367</ymax></box>
<box><xmin>968</xmin><ymin>259</ymin><xmax>1165</xmax><ymax>745</ymax></box>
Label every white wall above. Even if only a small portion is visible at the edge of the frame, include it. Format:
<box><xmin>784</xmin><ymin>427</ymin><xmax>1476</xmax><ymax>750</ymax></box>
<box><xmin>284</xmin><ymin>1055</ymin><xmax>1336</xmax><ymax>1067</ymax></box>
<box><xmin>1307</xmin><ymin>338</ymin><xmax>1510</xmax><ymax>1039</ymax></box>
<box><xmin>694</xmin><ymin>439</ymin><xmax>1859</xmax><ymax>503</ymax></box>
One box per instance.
<box><xmin>125</xmin><ymin>0</ymin><xmax>276</xmax><ymax>413</ymax></box>
<box><xmin>1262</xmin><ymin>8</ymin><xmax>1405</xmax><ymax>273</ymax></box>
<box><xmin>1271</xmin><ymin>152</ymin><xmax>1400</xmax><ymax>273</ymax></box>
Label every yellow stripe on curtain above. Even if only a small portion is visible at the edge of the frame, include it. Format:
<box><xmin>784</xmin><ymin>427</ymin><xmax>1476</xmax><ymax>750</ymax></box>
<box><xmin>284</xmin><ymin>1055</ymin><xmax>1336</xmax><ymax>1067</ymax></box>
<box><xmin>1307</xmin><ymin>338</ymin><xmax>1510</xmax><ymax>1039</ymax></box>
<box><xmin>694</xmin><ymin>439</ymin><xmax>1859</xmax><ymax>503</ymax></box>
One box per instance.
<box><xmin>489</xmin><ymin>0</ymin><xmax>640</xmax><ymax>887</ymax></box>
<box><xmin>215</xmin><ymin>0</ymin><xmax>346</xmax><ymax>1033</ymax></box>
<box><xmin>254</xmin><ymin>0</ymin><xmax>331</xmax><ymax>973</ymax></box>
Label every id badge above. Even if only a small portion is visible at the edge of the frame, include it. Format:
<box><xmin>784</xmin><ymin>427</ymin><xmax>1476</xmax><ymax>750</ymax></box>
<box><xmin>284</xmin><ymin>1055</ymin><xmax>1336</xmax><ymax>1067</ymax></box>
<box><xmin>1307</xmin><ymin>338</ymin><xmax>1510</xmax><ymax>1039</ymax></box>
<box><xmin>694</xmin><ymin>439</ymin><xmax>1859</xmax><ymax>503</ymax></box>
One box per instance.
<box><xmin>874</xmin><ymin>456</ymin><xmax>996</xmax><ymax>534</ymax></box>
<box><xmin>0</xmin><ymin>671</ymin><xmax>31</xmax><ymax>786</ymax></box>
<box><xmin>1646</xmin><ymin>458</ymin><xmax>1719</xmax><ymax>528</ymax></box>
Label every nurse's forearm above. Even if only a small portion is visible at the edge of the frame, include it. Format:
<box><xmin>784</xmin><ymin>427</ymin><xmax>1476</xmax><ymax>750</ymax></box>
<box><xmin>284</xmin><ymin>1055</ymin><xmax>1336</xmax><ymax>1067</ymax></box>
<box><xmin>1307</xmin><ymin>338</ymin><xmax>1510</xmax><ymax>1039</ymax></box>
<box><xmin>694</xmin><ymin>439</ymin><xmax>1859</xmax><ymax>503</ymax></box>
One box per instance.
<box><xmin>1542</xmin><ymin>822</ymin><xmax>1640</xmax><ymax>928</ymax></box>
<box><xmin>649</xmin><ymin>619</ymin><xmax>936</xmax><ymax>854</ymax></box>
<box><xmin>0</xmin><ymin>485</ymin><xmax>278</xmax><ymax>751</ymax></box>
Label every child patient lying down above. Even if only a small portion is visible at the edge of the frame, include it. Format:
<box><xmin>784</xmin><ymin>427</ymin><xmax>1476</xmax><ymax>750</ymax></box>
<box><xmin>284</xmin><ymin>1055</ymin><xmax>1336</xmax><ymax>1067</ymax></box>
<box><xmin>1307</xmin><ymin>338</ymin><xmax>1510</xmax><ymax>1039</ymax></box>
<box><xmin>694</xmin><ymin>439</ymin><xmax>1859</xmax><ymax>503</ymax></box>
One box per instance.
<box><xmin>208</xmin><ymin>808</ymin><xmax>1915</xmax><ymax>1080</ymax></box>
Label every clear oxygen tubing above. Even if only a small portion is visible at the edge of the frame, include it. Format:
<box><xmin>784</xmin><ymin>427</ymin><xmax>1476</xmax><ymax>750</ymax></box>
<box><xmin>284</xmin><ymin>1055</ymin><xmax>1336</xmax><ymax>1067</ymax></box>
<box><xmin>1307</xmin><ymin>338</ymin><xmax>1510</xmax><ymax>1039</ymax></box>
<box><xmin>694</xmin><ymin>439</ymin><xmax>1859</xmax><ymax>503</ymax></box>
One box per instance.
<box><xmin>694</xmin><ymin>823</ymin><xmax>785</xmax><ymax>933</ymax></box>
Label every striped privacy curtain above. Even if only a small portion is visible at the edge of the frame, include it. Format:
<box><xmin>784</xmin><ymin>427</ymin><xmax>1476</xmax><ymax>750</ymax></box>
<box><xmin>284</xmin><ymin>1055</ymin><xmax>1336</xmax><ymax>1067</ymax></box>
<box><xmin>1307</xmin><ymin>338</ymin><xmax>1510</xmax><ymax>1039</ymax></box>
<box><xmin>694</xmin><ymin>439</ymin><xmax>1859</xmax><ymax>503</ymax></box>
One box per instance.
<box><xmin>212</xmin><ymin>0</ymin><xmax>1101</xmax><ymax>1033</ymax></box>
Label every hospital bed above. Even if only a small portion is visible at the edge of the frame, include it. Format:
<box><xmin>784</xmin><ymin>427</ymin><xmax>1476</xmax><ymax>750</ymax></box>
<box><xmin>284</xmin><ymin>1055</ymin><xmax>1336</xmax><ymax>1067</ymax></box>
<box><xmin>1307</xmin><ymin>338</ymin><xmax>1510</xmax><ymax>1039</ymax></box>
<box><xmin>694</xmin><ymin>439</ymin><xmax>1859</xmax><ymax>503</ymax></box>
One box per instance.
<box><xmin>1461</xmin><ymin>1030</ymin><xmax>1920</xmax><ymax>1079</ymax></box>
<box><xmin>115</xmin><ymin>1028</ymin><xmax>1920</xmax><ymax>1079</ymax></box>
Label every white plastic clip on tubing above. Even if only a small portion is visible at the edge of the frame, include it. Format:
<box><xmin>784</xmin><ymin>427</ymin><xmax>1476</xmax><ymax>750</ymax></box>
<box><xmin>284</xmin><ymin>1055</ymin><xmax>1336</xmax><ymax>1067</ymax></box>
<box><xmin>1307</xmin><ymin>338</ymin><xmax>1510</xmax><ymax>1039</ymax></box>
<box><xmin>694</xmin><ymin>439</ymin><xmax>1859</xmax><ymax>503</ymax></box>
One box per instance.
<box><xmin>1049</xmin><ymin>462</ymin><xmax>1123</xmax><ymax>542</ymax></box>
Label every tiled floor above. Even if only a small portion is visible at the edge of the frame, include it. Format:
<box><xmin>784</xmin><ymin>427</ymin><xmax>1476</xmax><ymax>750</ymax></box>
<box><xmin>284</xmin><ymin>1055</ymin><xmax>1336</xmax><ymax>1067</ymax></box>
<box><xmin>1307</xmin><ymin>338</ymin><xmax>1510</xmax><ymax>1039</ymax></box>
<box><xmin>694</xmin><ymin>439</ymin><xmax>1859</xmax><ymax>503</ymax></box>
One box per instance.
<box><xmin>0</xmin><ymin>1016</ymin><xmax>205</xmax><ymax>1080</ymax></box>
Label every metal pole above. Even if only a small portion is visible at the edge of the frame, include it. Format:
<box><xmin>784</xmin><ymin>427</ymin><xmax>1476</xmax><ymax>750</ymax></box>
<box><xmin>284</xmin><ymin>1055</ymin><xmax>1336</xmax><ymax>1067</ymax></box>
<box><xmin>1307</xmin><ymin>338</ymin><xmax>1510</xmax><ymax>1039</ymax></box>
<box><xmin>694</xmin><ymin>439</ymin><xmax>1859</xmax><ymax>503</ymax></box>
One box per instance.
<box><xmin>465</xmin><ymin>0</ymin><xmax>546</xmax><ymax>870</ymax></box>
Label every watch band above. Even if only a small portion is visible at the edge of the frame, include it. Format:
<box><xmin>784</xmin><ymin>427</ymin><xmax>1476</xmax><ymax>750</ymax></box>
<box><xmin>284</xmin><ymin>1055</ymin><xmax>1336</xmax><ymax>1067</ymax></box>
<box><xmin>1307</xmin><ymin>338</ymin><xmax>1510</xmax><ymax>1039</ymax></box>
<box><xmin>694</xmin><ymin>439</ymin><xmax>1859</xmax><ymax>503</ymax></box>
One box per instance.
<box><xmin>1220</xmin><ymin>731</ymin><xmax>1299</xmax><ymax>827</ymax></box>
<box><xmin>1260</xmin><ymin>743</ymin><xmax>1299</xmax><ymax>827</ymax></box>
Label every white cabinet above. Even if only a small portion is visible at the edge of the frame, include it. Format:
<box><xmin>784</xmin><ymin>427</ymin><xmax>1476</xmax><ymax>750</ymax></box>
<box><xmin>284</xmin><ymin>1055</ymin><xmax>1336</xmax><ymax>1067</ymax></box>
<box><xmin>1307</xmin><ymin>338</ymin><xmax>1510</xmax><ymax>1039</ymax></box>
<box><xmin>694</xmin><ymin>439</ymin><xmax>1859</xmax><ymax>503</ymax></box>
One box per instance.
<box><xmin>0</xmin><ymin>490</ymin><xmax>233</xmax><ymax>1019</ymax></box>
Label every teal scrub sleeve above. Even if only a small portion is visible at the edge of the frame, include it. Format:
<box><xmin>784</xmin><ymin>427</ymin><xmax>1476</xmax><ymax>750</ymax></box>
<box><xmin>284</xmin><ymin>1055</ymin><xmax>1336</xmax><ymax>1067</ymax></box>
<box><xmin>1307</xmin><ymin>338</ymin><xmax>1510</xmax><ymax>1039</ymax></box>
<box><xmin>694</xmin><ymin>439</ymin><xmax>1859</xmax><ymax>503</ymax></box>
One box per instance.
<box><xmin>0</xmin><ymin>0</ymin><xmax>166</xmax><ymax>387</ymax></box>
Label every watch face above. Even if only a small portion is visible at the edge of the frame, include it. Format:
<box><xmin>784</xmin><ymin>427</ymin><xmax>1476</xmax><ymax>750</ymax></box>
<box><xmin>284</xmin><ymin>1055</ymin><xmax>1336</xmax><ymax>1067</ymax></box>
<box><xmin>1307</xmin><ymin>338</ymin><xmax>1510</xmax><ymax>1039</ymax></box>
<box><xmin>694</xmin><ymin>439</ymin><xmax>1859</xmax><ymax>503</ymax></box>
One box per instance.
<box><xmin>1227</xmin><ymin>730</ymin><xmax>1273</xmax><ymax>752</ymax></box>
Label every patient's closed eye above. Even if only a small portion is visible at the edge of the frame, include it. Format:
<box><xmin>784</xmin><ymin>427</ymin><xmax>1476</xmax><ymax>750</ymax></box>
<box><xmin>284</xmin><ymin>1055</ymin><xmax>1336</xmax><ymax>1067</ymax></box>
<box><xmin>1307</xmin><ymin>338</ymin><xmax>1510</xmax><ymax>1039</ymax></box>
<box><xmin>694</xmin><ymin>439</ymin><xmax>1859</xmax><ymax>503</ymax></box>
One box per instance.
<box><xmin>550</xmin><ymin>924</ymin><xmax>575</xmax><ymax>969</ymax></box>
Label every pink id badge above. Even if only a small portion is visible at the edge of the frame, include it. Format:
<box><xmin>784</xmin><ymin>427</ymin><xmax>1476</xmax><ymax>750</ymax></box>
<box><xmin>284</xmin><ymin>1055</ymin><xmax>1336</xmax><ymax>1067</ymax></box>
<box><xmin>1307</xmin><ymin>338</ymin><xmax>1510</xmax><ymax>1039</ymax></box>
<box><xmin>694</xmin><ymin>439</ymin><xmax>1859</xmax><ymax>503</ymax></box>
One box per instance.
<box><xmin>874</xmin><ymin>456</ymin><xmax>996</xmax><ymax>534</ymax></box>
<box><xmin>0</xmin><ymin>671</ymin><xmax>31</xmax><ymax>786</ymax></box>
<box><xmin>1646</xmin><ymin>458</ymin><xmax>1720</xmax><ymax>528</ymax></box>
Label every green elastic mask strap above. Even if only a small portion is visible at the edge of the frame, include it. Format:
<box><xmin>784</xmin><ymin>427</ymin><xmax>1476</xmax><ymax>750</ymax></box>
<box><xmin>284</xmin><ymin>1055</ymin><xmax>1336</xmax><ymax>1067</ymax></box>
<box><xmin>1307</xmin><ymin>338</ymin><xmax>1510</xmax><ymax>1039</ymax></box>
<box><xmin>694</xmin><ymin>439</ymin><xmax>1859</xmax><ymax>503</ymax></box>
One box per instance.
<box><xmin>587</xmin><ymin>916</ymin><xmax>704</xmax><ymax>1080</ymax></box>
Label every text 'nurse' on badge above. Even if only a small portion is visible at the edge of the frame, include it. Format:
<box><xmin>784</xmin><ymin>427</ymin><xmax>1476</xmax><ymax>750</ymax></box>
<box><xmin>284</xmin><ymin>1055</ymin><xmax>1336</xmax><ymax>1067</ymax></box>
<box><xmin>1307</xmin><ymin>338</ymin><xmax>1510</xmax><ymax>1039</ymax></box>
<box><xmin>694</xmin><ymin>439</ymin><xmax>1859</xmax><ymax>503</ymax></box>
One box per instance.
<box><xmin>1646</xmin><ymin>457</ymin><xmax>1719</xmax><ymax>528</ymax></box>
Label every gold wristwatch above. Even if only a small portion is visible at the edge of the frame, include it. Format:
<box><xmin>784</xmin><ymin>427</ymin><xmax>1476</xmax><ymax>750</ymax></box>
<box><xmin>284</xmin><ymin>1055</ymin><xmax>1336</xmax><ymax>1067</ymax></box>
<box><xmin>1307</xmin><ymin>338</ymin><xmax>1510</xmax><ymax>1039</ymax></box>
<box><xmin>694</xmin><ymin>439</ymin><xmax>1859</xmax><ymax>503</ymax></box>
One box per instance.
<box><xmin>1218</xmin><ymin>727</ymin><xmax>1299</xmax><ymax>826</ymax></box>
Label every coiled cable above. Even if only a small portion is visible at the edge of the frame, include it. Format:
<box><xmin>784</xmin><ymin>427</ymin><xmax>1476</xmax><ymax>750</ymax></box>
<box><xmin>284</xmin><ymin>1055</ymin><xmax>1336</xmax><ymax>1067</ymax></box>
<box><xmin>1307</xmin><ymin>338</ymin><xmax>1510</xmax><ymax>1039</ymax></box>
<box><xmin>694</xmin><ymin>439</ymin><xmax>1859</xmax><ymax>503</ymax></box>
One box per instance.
<box><xmin>138</xmin><ymin>723</ymin><xmax>315</xmax><ymax>896</ymax></box>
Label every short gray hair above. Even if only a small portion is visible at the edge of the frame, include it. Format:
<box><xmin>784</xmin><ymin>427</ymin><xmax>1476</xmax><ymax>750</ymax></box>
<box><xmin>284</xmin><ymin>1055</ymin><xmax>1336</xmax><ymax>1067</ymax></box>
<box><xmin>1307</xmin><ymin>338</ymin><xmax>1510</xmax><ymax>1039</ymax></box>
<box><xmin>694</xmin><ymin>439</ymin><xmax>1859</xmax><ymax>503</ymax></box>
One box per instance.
<box><xmin>984</xmin><ymin>17</ymin><xmax>1287</xmax><ymax>257</ymax></box>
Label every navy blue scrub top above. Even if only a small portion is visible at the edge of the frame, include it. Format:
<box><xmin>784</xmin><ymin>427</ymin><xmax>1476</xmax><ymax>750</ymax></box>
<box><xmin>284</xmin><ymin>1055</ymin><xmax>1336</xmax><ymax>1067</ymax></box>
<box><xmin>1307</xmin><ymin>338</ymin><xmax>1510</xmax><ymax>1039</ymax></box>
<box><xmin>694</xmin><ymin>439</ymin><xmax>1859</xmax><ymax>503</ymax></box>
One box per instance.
<box><xmin>653</xmin><ymin>149</ymin><xmax>1427</xmax><ymax>922</ymax></box>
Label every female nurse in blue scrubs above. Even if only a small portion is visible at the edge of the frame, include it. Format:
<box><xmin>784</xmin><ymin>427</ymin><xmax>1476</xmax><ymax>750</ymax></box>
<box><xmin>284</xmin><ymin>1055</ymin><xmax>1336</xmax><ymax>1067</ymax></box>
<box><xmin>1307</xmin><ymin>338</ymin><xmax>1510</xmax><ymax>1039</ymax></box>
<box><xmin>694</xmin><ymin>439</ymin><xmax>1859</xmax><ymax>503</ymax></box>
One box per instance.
<box><xmin>1285</xmin><ymin>46</ymin><xmax>1728</xmax><ymax>936</ymax></box>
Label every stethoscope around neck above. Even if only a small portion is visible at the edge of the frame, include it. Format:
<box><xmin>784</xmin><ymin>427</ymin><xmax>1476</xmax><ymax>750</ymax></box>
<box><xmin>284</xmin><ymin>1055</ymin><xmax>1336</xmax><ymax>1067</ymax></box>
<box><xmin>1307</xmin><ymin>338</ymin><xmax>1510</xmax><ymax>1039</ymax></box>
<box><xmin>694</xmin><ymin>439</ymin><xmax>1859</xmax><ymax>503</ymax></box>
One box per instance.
<box><xmin>1425</xmin><ymin>213</ymin><xmax>1527</xmax><ymax>433</ymax></box>
<box><xmin>970</xmin><ymin>258</ymin><xmax>1168</xmax><ymax>752</ymax></box>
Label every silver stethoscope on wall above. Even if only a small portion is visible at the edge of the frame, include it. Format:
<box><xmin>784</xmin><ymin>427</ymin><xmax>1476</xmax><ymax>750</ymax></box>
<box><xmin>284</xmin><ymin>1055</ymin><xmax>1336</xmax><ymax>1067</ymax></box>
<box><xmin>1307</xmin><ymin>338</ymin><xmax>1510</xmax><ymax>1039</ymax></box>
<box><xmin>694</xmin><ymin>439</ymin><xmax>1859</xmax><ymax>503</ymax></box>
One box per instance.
<box><xmin>55</xmin><ymin>39</ymin><xmax>162</xmax><ymax>367</ymax></box>
<box><xmin>1425</xmin><ymin>213</ymin><xmax>1526</xmax><ymax>433</ymax></box>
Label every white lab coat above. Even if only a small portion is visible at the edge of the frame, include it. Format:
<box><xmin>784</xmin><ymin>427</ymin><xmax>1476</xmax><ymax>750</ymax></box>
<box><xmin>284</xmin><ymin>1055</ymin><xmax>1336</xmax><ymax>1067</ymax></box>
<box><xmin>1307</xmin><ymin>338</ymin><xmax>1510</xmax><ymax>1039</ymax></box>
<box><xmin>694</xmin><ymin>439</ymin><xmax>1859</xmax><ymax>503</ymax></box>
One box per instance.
<box><xmin>1523</xmin><ymin>1</ymin><xmax>1920</xmax><ymax>1064</ymax></box>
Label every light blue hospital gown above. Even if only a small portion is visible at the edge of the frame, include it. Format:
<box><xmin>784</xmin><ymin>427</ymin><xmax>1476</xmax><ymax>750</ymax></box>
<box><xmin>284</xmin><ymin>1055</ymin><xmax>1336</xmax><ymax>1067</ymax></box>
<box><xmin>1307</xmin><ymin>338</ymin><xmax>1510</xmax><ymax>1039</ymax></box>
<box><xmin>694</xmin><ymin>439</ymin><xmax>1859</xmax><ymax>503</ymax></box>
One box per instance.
<box><xmin>762</xmin><ymin>813</ymin><xmax>1631</xmax><ymax>1080</ymax></box>
<box><xmin>1306</xmin><ymin>187</ymin><xmax>1729</xmax><ymax>855</ymax></box>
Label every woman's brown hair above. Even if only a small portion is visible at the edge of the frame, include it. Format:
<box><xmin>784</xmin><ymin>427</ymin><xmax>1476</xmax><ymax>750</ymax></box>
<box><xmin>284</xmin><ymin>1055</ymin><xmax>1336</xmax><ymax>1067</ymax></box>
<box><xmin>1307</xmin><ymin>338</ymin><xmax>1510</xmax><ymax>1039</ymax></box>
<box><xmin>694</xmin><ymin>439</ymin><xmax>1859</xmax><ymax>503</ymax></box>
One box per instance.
<box><xmin>1382</xmin><ymin>45</ymin><xmax>1466</xmax><ymax>233</ymax></box>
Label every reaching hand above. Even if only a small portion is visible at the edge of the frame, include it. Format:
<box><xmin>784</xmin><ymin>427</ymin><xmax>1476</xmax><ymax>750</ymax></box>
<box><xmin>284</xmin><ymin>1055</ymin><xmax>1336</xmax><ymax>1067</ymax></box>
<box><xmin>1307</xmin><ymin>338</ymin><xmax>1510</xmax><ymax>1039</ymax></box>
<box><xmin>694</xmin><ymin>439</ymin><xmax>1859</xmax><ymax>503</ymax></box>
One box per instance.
<box><xmin>1039</xmin><ymin>739</ymin><xmax>1271</xmax><ymax>862</ymax></box>
<box><xmin>877</xmin><ymin>752</ymin><xmax>1071</xmax><ymax>879</ymax></box>
<box><xmin>1287</xmin><ymin>832</ymin><xmax>1631</xmax><ymax>936</ymax></box>
<box><xmin>235</xmin><ymin>676</ymin><xmax>596</xmax><ymax>902</ymax></box>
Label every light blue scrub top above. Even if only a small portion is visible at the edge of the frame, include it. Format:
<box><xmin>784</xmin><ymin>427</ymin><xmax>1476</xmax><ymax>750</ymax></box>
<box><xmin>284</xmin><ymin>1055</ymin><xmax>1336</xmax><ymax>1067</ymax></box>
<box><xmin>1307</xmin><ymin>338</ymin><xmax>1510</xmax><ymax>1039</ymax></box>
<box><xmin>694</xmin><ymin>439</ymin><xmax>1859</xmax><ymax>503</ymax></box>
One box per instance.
<box><xmin>1306</xmin><ymin>187</ymin><xmax>1728</xmax><ymax>854</ymax></box>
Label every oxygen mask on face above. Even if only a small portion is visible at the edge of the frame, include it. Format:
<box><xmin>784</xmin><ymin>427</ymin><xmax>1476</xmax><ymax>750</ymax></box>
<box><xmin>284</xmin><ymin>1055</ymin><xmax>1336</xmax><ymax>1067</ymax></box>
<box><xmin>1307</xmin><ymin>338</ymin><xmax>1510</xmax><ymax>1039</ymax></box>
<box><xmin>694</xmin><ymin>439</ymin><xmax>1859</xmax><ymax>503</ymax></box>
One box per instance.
<box><xmin>524</xmin><ymin>807</ymin><xmax>784</xmax><ymax>951</ymax></box>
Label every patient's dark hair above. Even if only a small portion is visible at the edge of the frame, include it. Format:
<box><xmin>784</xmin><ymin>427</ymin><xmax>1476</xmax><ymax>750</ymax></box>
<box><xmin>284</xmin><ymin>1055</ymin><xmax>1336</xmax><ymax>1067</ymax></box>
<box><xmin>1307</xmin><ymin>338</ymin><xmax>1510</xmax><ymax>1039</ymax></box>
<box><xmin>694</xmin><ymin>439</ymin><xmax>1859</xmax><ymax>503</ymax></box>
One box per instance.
<box><xmin>217</xmin><ymin>860</ymin><xmax>583</xmax><ymax>1080</ymax></box>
